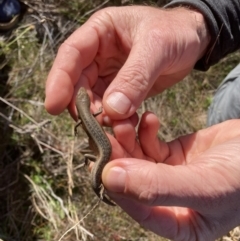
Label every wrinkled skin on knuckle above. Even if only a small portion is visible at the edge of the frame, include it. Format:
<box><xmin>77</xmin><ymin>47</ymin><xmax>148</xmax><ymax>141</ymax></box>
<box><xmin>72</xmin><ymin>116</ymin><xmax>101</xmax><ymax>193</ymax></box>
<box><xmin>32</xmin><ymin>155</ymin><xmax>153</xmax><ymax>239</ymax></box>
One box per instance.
<box><xmin>87</xmin><ymin>7</ymin><xmax>117</xmax><ymax>44</ymax></box>
<box><xmin>127</xmin><ymin>68</ymin><xmax>149</xmax><ymax>91</ymax></box>
<box><xmin>119</xmin><ymin>63</ymin><xmax>150</xmax><ymax>91</ymax></box>
<box><xmin>136</xmin><ymin>168</ymin><xmax>161</xmax><ymax>206</ymax></box>
<box><xmin>89</xmin><ymin>6</ymin><xmax>114</xmax><ymax>24</ymax></box>
<box><xmin>138</xmin><ymin>189</ymin><xmax>159</xmax><ymax>206</ymax></box>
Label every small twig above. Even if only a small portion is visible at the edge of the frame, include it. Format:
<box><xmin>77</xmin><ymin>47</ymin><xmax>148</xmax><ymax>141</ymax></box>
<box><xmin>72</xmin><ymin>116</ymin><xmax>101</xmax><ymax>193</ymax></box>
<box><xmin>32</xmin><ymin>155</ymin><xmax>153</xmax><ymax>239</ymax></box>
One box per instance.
<box><xmin>80</xmin><ymin>0</ymin><xmax>110</xmax><ymax>18</ymax></box>
<box><xmin>0</xmin><ymin>97</ymin><xmax>58</xmax><ymax>140</ymax></box>
<box><xmin>25</xmin><ymin>175</ymin><xmax>61</xmax><ymax>230</ymax></box>
<box><xmin>32</xmin><ymin>194</ymin><xmax>50</xmax><ymax>221</ymax></box>
<box><xmin>25</xmin><ymin>174</ymin><xmax>94</xmax><ymax>239</ymax></box>
<box><xmin>3</xmin><ymin>25</ymin><xmax>34</xmax><ymax>49</ymax></box>
<box><xmin>30</xmin><ymin>133</ymin><xmax>64</xmax><ymax>156</ymax></box>
<box><xmin>54</xmin><ymin>0</ymin><xmax>110</xmax><ymax>47</ymax></box>
<box><xmin>25</xmin><ymin>175</ymin><xmax>52</xmax><ymax>221</ymax></box>
<box><xmin>205</xmin><ymin>24</ymin><xmax>223</xmax><ymax>64</ymax></box>
<box><xmin>22</xmin><ymin>1</ymin><xmax>60</xmax><ymax>14</ymax></box>
<box><xmin>1</xmin><ymin>112</ymin><xmax>64</xmax><ymax>156</ymax></box>
<box><xmin>66</xmin><ymin>126</ymin><xmax>75</xmax><ymax>196</ymax></box>
<box><xmin>41</xmin><ymin>178</ymin><xmax>70</xmax><ymax>218</ymax></box>
<box><xmin>31</xmin><ymin>133</ymin><xmax>44</xmax><ymax>153</ymax></box>
<box><xmin>73</xmin><ymin>163</ymin><xmax>85</xmax><ymax>171</ymax></box>
<box><xmin>0</xmin><ymin>96</ymin><xmax>41</xmax><ymax>124</ymax></box>
<box><xmin>5</xmin><ymin>98</ymin><xmax>44</xmax><ymax>106</ymax></box>
<box><xmin>57</xmin><ymin>201</ymin><xmax>99</xmax><ymax>241</ymax></box>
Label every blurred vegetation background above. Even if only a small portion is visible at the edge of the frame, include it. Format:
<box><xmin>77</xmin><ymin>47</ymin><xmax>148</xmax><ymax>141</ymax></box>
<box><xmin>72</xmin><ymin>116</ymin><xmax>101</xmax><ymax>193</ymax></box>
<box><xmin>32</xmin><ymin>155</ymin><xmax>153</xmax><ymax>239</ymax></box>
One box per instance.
<box><xmin>0</xmin><ymin>0</ymin><xmax>239</xmax><ymax>240</ymax></box>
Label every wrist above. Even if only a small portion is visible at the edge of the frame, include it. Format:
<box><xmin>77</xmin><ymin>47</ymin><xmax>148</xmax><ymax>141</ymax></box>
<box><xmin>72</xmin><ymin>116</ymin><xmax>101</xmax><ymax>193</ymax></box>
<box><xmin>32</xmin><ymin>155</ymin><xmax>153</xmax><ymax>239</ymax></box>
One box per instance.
<box><xmin>188</xmin><ymin>8</ymin><xmax>211</xmax><ymax>60</ymax></box>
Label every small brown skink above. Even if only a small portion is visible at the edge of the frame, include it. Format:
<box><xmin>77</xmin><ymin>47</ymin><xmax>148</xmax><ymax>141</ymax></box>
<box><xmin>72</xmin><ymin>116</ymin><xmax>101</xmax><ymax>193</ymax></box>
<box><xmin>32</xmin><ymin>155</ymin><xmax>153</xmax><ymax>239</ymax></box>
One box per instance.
<box><xmin>75</xmin><ymin>87</ymin><xmax>115</xmax><ymax>206</ymax></box>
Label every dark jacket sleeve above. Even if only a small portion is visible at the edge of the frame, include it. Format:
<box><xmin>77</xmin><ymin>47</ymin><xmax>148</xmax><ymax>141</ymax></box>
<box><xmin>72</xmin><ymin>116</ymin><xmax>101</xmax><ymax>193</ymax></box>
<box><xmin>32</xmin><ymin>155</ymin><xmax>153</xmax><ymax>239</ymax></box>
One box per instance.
<box><xmin>163</xmin><ymin>0</ymin><xmax>240</xmax><ymax>70</ymax></box>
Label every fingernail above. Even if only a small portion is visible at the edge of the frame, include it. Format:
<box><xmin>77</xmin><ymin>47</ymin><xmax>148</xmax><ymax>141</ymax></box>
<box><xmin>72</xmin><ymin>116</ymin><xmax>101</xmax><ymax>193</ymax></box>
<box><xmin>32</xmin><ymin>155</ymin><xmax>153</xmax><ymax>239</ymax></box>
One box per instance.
<box><xmin>105</xmin><ymin>167</ymin><xmax>126</xmax><ymax>192</ymax></box>
<box><xmin>106</xmin><ymin>92</ymin><xmax>131</xmax><ymax>114</ymax></box>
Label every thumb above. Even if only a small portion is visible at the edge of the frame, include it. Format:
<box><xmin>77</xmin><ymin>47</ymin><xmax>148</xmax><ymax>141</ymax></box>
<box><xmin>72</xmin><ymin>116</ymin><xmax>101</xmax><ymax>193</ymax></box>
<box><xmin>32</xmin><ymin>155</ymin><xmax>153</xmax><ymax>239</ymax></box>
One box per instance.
<box><xmin>103</xmin><ymin>158</ymin><xmax>190</xmax><ymax>206</ymax></box>
<box><xmin>103</xmin><ymin>40</ymin><xmax>165</xmax><ymax>120</ymax></box>
<box><xmin>102</xmin><ymin>156</ymin><xmax>232</xmax><ymax>212</ymax></box>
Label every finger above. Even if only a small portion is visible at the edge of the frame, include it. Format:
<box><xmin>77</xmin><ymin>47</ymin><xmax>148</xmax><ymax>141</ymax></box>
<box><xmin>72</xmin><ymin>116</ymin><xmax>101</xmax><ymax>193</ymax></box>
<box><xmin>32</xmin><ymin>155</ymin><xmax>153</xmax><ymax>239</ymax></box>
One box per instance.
<box><xmin>113</xmin><ymin>118</ymin><xmax>144</xmax><ymax>159</ymax></box>
<box><xmin>103</xmin><ymin>158</ymin><xmax>192</xmax><ymax>205</ymax></box>
<box><xmin>67</xmin><ymin>63</ymin><xmax>99</xmax><ymax>120</ymax></box>
<box><xmin>163</xmin><ymin>119</ymin><xmax>240</xmax><ymax>165</ymax></box>
<box><xmin>177</xmin><ymin>119</ymin><xmax>240</xmax><ymax>162</ymax></box>
<box><xmin>137</xmin><ymin>111</ymin><xmax>191</xmax><ymax>166</ymax></box>
<box><xmin>45</xmin><ymin>24</ymin><xmax>99</xmax><ymax>115</ymax></box>
<box><xmin>138</xmin><ymin>112</ymin><xmax>170</xmax><ymax>163</ymax></box>
<box><xmin>103</xmin><ymin>37</ymin><xmax>167</xmax><ymax>119</ymax></box>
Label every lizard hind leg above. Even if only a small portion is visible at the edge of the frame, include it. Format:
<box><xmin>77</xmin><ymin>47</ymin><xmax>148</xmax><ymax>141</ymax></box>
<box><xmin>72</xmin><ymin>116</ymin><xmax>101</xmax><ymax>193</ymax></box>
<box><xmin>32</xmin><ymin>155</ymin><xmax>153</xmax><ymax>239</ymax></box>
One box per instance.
<box><xmin>84</xmin><ymin>153</ymin><xmax>97</xmax><ymax>166</ymax></box>
<box><xmin>74</xmin><ymin>119</ymin><xmax>82</xmax><ymax>136</ymax></box>
<box><xmin>99</xmin><ymin>184</ymin><xmax>116</xmax><ymax>206</ymax></box>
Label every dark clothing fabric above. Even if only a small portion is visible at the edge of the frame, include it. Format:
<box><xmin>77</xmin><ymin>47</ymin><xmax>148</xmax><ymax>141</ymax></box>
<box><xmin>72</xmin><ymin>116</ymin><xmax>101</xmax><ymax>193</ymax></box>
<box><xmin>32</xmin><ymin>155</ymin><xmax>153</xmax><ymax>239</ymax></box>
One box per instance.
<box><xmin>164</xmin><ymin>0</ymin><xmax>240</xmax><ymax>71</ymax></box>
<box><xmin>0</xmin><ymin>0</ymin><xmax>20</xmax><ymax>22</ymax></box>
<box><xmin>207</xmin><ymin>64</ymin><xmax>240</xmax><ymax>126</ymax></box>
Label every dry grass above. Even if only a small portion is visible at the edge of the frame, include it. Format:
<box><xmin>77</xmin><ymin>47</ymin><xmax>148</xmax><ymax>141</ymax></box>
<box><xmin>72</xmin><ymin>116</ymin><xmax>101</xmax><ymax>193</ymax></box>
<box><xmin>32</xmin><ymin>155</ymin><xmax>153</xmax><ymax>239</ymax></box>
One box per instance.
<box><xmin>0</xmin><ymin>0</ymin><xmax>240</xmax><ymax>241</ymax></box>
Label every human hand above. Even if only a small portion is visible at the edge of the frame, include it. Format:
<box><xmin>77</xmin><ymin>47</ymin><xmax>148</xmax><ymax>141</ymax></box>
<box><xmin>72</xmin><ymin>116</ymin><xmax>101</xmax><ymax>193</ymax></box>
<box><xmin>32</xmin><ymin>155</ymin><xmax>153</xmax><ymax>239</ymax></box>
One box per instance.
<box><xmin>45</xmin><ymin>6</ymin><xmax>210</xmax><ymax>121</ymax></box>
<box><xmin>104</xmin><ymin>114</ymin><xmax>240</xmax><ymax>241</ymax></box>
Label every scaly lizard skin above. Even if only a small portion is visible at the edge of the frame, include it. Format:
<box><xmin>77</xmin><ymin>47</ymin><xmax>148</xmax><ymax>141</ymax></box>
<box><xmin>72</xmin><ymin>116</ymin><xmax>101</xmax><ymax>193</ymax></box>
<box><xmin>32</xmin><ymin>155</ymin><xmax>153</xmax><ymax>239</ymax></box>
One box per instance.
<box><xmin>75</xmin><ymin>87</ymin><xmax>115</xmax><ymax>206</ymax></box>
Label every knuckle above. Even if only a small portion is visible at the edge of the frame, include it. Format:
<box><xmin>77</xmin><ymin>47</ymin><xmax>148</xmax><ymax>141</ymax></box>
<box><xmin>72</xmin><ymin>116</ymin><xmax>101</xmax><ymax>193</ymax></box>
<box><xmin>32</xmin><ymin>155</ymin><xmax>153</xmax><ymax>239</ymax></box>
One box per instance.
<box><xmin>120</xmin><ymin>65</ymin><xmax>149</xmax><ymax>93</ymax></box>
<box><xmin>137</xmin><ymin>169</ymin><xmax>160</xmax><ymax>206</ymax></box>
